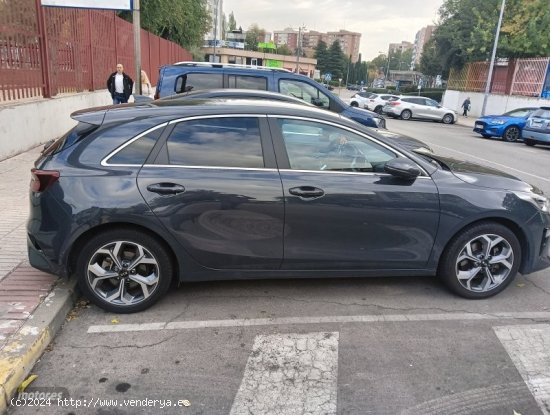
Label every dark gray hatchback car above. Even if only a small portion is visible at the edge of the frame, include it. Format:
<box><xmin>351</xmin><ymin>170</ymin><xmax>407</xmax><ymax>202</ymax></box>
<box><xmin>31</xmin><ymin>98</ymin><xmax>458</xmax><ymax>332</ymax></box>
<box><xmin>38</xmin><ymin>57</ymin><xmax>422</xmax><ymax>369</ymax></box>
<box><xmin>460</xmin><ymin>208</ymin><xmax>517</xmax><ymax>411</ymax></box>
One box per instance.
<box><xmin>28</xmin><ymin>100</ymin><xmax>550</xmax><ymax>313</ymax></box>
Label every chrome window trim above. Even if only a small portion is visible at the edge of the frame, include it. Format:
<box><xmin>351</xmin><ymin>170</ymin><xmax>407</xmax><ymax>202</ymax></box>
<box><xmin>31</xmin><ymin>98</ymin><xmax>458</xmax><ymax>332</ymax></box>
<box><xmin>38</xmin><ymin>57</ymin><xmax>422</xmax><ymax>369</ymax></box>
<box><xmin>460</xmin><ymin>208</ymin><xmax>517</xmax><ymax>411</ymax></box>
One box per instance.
<box><xmin>101</xmin><ymin>122</ymin><xmax>169</xmax><ymax>167</ymax></box>
<box><xmin>267</xmin><ymin>115</ymin><xmax>430</xmax><ymax>177</ymax></box>
<box><xmin>167</xmin><ymin>114</ymin><xmax>266</xmax><ymax>125</ymax></box>
<box><xmin>142</xmin><ymin>165</ymin><xmax>278</xmax><ymax>172</ymax></box>
<box><xmin>278</xmin><ymin>169</ymin><xmax>432</xmax><ymax>178</ymax></box>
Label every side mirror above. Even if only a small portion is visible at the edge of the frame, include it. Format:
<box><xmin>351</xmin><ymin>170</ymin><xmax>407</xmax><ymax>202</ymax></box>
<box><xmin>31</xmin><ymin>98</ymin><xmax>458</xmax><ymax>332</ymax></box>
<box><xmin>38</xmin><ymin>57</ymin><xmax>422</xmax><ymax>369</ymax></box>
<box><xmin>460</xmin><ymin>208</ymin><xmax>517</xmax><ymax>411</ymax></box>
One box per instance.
<box><xmin>312</xmin><ymin>98</ymin><xmax>324</xmax><ymax>107</ymax></box>
<box><xmin>384</xmin><ymin>157</ymin><xmax>421</xmax><ymax>180</ymax></box>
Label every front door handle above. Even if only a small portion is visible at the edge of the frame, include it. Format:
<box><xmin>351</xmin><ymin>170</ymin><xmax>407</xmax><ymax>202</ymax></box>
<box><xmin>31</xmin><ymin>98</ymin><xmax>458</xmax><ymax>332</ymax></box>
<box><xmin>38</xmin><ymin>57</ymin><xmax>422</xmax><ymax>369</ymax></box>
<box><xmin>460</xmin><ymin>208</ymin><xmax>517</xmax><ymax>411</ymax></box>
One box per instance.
<box><xmin>289</xmin><ymin>186</ymin><xmax>325</xmax><ymax>199</ymax></box>
<box><xmin>146</xmin><ymin>183</ymin><xmax>185</xmax><ymax>195</ymax></box>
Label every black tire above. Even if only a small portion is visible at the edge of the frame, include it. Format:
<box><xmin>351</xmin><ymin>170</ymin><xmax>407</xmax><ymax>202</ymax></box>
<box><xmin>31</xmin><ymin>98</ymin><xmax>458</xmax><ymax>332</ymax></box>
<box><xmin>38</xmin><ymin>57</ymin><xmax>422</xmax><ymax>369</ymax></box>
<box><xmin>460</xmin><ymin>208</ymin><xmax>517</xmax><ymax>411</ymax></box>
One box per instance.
<box><xmin>524</xmin><ymin>139</ymin><xmax>536</xmax><ymax>146</ymax></box>
<box><xmin>438</xmin><ymin>222</ymin><xmax>521</xmax><ymax>299</ymax></box>
<box><xmin>374</xmin><ymin>105</ymin><xmax>383</xmax><ymax>114</ymax></box>
<box><xmin>350</xmin><ymin>101</ymin><xmax>359</xmax><ymax>107</ymax></box>
<box><xmin>442</xmin><ymin>113</ymin><xmax>454</xmax><ymax>124</ymax></box>
<box><xmin>481</xmin><ymin>134</ymin><xmax>491</xmax><ymax>138</ymax></box>
<box><xmin>503</xmin><ymin>126</ymin><xmax>521</xmax><ymax>142</ymax></box>
<box><xmin>76</xmin><ymin>229</ymin><xmax>173</xmax><ymax>313</ymax></box>
<box><xmin>400</xmin><ymin>109</ymin><xmax>412</xmax><ymax>120</ymax></box>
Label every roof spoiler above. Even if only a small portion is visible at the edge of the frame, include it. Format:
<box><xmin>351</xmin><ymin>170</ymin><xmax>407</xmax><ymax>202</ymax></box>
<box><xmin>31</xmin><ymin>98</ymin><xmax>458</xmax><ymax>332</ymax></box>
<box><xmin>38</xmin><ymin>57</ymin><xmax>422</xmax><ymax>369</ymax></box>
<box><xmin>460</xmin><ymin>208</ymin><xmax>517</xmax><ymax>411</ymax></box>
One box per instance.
<box><xmin>70</xmin><ymin>105</ymin><xmax>111</xmax><ymax>125</ymax></box>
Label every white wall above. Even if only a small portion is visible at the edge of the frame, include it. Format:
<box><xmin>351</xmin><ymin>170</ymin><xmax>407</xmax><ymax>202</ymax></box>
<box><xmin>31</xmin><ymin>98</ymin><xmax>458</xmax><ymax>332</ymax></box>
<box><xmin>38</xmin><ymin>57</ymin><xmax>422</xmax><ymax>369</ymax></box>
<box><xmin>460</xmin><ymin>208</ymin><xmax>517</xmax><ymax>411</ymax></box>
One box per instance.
<box><xmin>442</xmin><ymin>90</ymin><xmax>550</xmax><ymax>117</ymax></box>
<box><xmin>0</xmin><ymin>90</ymin><xmax>113</xmax><ymax>161</ymax></box>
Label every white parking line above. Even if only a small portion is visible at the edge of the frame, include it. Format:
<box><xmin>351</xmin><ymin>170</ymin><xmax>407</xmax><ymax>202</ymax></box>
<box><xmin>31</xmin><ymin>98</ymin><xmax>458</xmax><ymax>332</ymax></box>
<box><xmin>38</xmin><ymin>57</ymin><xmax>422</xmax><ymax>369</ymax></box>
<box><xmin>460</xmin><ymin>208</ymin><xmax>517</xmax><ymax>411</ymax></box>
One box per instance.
<box><xmin>87</xmin><ymin>312</ymin><xmax>550</xmax><ymax>334</ymax></box>
<box><xmin>428</xmin><ymin>143</ymin><xmax>550</xmax><ymax>183</ymax></box>
<box><xmin>229</xmin><ymin>332</ymin><xmax>339</xmax><ymax>415</ymax></box>
<box><xmin>494</xmin><ymin>324</ymin><xmax>550</xmax><ymax>415</ymax></box>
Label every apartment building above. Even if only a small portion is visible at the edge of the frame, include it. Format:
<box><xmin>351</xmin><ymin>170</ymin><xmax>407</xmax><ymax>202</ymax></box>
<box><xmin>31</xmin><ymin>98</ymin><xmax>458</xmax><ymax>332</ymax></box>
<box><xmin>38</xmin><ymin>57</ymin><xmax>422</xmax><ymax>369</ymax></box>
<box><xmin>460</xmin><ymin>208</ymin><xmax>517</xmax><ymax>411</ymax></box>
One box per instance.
<box><xmin>411</xmin><ymin>25</ymin><xmax>435</xmax><ymax>69</ymax></box>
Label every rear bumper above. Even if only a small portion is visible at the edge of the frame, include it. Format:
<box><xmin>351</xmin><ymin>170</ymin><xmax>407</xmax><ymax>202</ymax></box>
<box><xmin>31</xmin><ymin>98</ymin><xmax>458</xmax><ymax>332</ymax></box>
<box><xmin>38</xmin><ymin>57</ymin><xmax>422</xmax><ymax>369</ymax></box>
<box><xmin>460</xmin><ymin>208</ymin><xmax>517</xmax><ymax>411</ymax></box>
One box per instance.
<box><xmin>27</xmin><ymin>234</ymin><xmax>67</xmax><ymax>277</ymax></box>
<box><xmin>522</xmin><ymin>129</ymin><xmax>550</xmax><ymax>143</ymax></box>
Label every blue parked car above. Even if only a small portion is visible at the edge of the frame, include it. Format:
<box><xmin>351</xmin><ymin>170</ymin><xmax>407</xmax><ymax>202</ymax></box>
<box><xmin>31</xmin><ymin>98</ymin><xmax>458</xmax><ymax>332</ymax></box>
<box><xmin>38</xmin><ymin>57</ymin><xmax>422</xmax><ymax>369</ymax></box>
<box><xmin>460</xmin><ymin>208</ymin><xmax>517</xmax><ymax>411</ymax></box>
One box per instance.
<box><xmin>473</xmin><ymin>107</ymin><xmax>539</xmax><ymax>142</ymax></box>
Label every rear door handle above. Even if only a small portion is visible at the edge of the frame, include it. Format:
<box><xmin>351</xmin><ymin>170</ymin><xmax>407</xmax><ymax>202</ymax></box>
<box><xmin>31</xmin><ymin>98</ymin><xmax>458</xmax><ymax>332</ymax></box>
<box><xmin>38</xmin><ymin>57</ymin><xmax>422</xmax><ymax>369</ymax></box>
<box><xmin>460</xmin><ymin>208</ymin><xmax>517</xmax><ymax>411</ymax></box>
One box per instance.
<box><xmin>289</xmin><ymin>186</ymin><xmax>325</xmax><ymax>199</ymax></box>
<box><xmin>146</xmin><ymin>183</ymin><xmax>185</xmax><ymax>195</ymax></box>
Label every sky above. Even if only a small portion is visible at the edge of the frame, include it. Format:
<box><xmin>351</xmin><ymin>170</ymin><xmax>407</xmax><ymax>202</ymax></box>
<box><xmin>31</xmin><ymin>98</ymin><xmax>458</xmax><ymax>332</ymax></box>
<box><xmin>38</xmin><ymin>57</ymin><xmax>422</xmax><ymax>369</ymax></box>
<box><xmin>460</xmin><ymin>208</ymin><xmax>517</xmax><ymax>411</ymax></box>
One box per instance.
<box><xmin>222</xmin><ymin>0</ymin><xmax>444</xmax><ymax>60</ymax></box>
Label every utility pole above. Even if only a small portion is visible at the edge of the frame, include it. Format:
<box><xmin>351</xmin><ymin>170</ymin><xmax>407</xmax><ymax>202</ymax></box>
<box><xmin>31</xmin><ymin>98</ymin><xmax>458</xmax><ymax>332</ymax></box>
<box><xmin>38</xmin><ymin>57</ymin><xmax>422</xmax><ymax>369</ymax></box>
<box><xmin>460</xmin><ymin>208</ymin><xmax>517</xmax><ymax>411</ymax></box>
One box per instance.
<box><xmin>295</xmin><ymin>26</ymin><xmax>305</xmax><ymax>73</ymax></box>
<box><xmin>345</xmin><ymin>54</ymin><xmax>352</xmax><ymax>85</ymax></box>
<box><xmin>384</xmin><ymin>45</ymin><xmax>391</xmax><ymax>87</ymax></box>
<box><xmin>133</xmin><ymin>0</ymin><xmax>141</xmax><ymax>94</ymax></box>
<box><xmin>481</xmin><ymin>0</ymin><xmax>506</xmax><ymax>116</ymax></box>
<box><xmin>213</xmin><ymin>0</ymin><xmax>219</xmax><ymax>63</ymax></box>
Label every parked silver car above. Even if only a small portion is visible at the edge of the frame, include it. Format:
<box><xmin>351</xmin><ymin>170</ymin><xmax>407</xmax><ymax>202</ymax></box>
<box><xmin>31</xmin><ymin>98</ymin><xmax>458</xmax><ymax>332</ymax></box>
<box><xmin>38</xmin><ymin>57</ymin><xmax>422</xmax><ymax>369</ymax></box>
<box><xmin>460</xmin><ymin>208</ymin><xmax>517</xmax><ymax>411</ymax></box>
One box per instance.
<box><xmin>365</xmin><ymin>93</ymin><xmax>400</xmax><ymax>113</ymax></box>
<box><xmin>383</xmin><ymin>96</ymin><xmax>457</xmax><ymax>124</ymax></box>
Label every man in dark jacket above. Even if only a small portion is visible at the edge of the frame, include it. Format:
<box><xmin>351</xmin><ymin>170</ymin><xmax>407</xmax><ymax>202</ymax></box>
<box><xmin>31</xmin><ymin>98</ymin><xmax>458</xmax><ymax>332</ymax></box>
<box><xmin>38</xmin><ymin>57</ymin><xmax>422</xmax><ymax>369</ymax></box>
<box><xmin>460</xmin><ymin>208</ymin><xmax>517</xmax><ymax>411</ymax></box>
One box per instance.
<box><xmin>107</xmin><ymin>64</ymin><xmax>134</xmax><ymax>104</ymax></box>
<box><xmin>461</xmin><ymin>97</ymin><xmax>471</xmax><ymax>117</ymax></box>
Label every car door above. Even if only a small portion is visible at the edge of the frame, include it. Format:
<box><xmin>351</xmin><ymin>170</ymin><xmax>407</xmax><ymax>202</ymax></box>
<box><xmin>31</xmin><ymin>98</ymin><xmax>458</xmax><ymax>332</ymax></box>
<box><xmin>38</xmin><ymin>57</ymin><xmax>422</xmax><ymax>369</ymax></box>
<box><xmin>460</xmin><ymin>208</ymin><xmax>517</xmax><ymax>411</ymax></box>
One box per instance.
<box><xmin>424</xmin><ymin>98</ymin><xmax>444</xmax><ymax>120</ymax></box>
<box><xmin>137</xmin><ymin>115</ymin><xmax>285</xmax><ymax>270</ymax></box>
<box><xmin>278</xmin><ymin>78</ymin><xmax>331</xmax><ymax>110</ymax></box>
<box><xmin>268</xmin><ymin>116</ymin><xmax>440</xmax><ymax>270</ymax></box>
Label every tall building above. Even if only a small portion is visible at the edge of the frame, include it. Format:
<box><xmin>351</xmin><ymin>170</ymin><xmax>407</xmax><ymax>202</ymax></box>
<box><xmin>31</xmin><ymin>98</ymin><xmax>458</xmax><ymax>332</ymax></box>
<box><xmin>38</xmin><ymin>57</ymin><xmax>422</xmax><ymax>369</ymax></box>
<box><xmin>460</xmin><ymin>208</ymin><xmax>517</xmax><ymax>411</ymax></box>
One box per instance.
<box><xmin>204</xmin><ymin>0</ymin><xmax>224</xmax><ymax>43</ymax></box>
<box><xmin>273</xmin><ymin>28</ymin><xmax>299</xmax><ymax>51</ymax></box>
<box><xmin>388</xmin><ymin>41</ymin><xmax>414</xmax><ymax>54</ymax></box>
<box><xmin>278</xmin><ymin>29</ymin><xmax>362</xmax><ymax>63</ymax></box>
<box><xmin>411</xmin><ymin>25</ymin><xmax>435</xmax><ymax>70</ymax></box>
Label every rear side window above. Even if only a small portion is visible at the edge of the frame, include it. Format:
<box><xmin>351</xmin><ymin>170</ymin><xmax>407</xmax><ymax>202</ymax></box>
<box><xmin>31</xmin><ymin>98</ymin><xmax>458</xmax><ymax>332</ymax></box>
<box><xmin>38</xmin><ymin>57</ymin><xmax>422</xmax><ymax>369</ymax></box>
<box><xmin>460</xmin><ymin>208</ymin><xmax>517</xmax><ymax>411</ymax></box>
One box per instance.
<box><xmin>228</xmin><ymin>75</ymin><xmax>267</xmax><ymax>90</ymax></box>
<box><xmin>166</xmin><ymin>117</ymin><xmax>264</xmax><ymax>168</ymax></box>
<box><xmin>174</xmin><ymin>73</ymin><xmax>223</xmax><ymax>93</ymax></box>
<box><xmin>107</xmin><ymin>125</ymin><xmax>165</xmax><ymax>165</ymax></box>
<box><xmin>533</xmin><ymin>109</ymin><xmax>550</xmax><ymax>118</ymax></box>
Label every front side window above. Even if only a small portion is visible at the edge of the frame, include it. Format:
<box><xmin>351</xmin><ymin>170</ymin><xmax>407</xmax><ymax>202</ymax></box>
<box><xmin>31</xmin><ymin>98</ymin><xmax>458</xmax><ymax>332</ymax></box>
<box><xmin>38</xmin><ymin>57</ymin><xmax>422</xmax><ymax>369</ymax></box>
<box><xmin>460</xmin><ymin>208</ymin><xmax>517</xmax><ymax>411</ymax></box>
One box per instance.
<box><xmin>174</xmin><ymin>73</ymin><xmax>223</xmax><ymax>94</ymax></box>
<box><xmin>166</xmin><ymin>117</ymin><xmax>264</xmax><ymax>168</ymax></box>
<box><xmin>279</xmin><ymin>79</ymin><xmax>330</xmax><ymax>108</ymax></box>
<box><xmin>228</xmin><ymin>75</ymin><xmax>267</xmax><ymax>90</ymax></box>
<box><xmin>277</xmin><ymin>119</ymin><xmax>396</xmax><ymax>172</ymax></box>
<box><xmin>425</xmin><ymin>99</ymin><xmax>439</xmax><ymax>107</ymax></box>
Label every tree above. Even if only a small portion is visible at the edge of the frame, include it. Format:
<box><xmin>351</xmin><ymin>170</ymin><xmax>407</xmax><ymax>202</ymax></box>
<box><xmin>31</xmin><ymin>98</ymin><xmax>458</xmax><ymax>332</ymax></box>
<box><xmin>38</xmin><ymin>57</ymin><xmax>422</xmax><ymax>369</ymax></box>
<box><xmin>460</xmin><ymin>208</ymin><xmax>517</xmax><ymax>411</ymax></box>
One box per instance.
<box><xmin>419</xmin><ymin>39</ymin><xmax>443</xmax><ymax>76</ymax></box>
<box><xmin>227</xmin><ymin>11</ymin><xmax>237</xmax><ymax>32</ymax></box>
<box><xmin>245</xmin><ymin>24</ymin><xmax>266</xmax><ymax>51</ymax></box>
<box><xmin>277</xmin><ymin>44</ymin><xmax>293</xmax><ymax>56</ymax></box>
<box><xmin>327</xmin><ymin>40</ymin><xmax>345</xmax><ymax>79</ymax></box>
<box><xmin>431</xmin><ymin>0</ymin><xmax>550</xmax><ymax>76</ymax></box>
<box><xmin>314</xmin><ymin>40</ymin><xmax>330</xmax><ymax>75</ymax></box>
<box><xmin>118</xmin><ymin>0</ymin><xmax>210</xmax><ymax>49</ymax></box>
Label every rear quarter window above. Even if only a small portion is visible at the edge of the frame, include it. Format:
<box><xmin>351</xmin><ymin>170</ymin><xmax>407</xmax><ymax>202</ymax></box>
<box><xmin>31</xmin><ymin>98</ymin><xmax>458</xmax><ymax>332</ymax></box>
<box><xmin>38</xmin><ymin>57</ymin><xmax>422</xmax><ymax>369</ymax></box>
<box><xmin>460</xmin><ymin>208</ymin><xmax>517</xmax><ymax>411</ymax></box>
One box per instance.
<box><xmin>174</xmin><ymin>73</ymin><xmax>223</xmax><ymax>94</ymax></box>
<box><xmin>533</xmin><ymin>109</ymin><xmax>550</xmax><ymax>118</ymax></box>
<box><xmin>106</xmin><ymin>125</ymin><xmax>165</xmax><ymax>165</ymax></box>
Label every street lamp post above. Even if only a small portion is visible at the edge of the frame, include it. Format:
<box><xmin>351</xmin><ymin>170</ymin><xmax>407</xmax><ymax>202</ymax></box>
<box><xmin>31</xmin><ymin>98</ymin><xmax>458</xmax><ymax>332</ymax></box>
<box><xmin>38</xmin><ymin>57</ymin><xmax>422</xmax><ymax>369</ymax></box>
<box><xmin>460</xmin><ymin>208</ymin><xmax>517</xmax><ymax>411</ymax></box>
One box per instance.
<box><xmin>384</xmin><ymin>45</ymin><xmax>391</xmax><ymax>86</ymax></box>
<box><xmin>295</xmin><ymin>26</ymin><xmax>306</xmax><ymax>73</ymax></box>
<box><xmin>481</xmin><ymin>0</ymin><xmax>506</xmax><ymax>116</ymax></box>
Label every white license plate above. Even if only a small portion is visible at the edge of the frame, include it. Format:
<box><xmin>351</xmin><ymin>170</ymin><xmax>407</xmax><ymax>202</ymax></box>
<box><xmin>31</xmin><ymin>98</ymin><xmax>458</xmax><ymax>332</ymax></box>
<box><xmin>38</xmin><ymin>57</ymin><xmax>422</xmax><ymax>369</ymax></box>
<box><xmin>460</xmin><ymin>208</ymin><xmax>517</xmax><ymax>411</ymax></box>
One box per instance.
<box><xmin>475</xmin><ymin>123</ymin><xmax>483</xmax><ymax>128</ymax></box>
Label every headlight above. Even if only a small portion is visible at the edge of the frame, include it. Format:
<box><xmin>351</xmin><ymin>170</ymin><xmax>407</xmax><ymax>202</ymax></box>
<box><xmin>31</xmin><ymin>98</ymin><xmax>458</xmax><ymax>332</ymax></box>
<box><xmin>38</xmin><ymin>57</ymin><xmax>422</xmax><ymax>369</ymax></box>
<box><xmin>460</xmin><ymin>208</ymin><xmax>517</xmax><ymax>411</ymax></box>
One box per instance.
<box><xmin>490</xmin><ymin>119</ymin><xmax>506</xmax><ymax>125</ymax></box>
<box><xmin>515</xmin><ymin>191</ymin><xmax>549</xmax><ymax>212</ymax></box>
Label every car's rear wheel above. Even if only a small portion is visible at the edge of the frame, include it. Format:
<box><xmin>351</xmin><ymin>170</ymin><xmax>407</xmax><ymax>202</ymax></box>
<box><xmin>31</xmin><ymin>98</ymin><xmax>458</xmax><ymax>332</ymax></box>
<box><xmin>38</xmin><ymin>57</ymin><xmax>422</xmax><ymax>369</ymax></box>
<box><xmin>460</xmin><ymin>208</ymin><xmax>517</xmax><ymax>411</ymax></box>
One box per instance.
<box><xmin>400</xmin><ymin>109</ymin><xmax>412</xmax><ymax>120</ymax></box>
<box><xmin>438</xmin><ymin>222</ymin><xmax>520</xmax><ymax>299</ymax></box>
<box><xmin>76</xmin><ymin>229</ymin><xmax>173</xmax><ymax>313</ymax></box>
<box><xmin>524</xmin><ymin>139</ymin><xmax>536</xmax><ymax>146</ymax></box>
<box><xmin>350</xmin><ymin>101</ymin><xmax>359</xmax><ymax>107</ymax></box>
<box><xmin>442</xmin><ymin>113</ymin><xmax>454</xmax><ymax>124</ymax></box>
<box><xmin>374</xmin><ymin>105</ymin><xmax>383</xmax><ymax>114</ymax></box>
<box><xmin>503</xmin><ymin>126</ymin><xmax>520</xmax><ymax>142</ymax></box>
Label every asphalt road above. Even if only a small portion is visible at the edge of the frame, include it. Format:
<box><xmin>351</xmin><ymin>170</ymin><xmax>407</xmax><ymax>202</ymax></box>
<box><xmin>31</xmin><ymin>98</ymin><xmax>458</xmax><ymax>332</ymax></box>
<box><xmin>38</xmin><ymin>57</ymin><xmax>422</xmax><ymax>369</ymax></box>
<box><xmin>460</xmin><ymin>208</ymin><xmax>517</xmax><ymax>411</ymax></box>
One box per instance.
<box><xmin>8</xmin><ymin>103</ymin><xmax>550</xmax><ymax>415</ymax></box>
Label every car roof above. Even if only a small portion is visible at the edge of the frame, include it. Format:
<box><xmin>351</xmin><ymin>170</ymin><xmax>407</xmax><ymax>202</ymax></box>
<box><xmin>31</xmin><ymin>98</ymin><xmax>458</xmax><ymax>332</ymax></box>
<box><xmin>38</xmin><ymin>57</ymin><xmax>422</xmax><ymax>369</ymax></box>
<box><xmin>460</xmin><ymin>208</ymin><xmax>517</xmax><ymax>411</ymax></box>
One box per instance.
<box><xmin>160</xmin><ymin>89</ymin><xmax>311</xmax><ymax>106</ymax></box>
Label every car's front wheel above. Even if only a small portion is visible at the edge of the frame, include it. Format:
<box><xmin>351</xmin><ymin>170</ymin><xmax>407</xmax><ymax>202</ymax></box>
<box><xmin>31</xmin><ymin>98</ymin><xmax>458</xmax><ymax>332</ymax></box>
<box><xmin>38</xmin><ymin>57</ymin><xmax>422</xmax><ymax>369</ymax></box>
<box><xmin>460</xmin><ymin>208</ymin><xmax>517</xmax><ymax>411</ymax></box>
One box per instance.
<box><xmin>400</xmin><ymin>109</ymin><xmax>412</xmax><ymax>120</ymax></box>
<box><xmin>350</xmin><ymin>101</ymin><xmax>359</xmax><ymax>107</ymax></box>
<box><xmin>503</xmin><ymin>126</ymin><xmax>521</xmax><ymax>142</ymax></box>
<box><xmin>76</xmin><ymin>229</ymin><xmax>173</xmax><ymax>313</ymax></box>
<box><xmin>374</xmin><ymin>105</ymin><xmax>383</xmax><ymax>114</ymax></box>
<box><xmin>438</xmin><ymin>222</ymin><xmax>520</xmax><ymax>299</ymax></box>
<box><xmin>442</xmin><ymin>114</ymin><xmax>454</xmax><ymax>124</ymax></box>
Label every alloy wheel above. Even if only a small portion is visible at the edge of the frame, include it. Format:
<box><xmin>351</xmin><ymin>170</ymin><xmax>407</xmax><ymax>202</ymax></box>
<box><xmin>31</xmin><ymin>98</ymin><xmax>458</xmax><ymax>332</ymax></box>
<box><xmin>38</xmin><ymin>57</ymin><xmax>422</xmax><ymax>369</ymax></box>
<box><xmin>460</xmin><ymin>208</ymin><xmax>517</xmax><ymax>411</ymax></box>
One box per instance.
<box><xmin>86</xmin><ymin>240</ymin><xmax>160</xmax><ymax>306</ymax></box>
<box><xmin>455</xmin><ymin>234</ymin><xmax>514</xmax><ymax>293</ymax></box>
<box><xmin>504</xmin><ymin>126</ymin><xmax>520</xmax><ymax>142</ymax></box>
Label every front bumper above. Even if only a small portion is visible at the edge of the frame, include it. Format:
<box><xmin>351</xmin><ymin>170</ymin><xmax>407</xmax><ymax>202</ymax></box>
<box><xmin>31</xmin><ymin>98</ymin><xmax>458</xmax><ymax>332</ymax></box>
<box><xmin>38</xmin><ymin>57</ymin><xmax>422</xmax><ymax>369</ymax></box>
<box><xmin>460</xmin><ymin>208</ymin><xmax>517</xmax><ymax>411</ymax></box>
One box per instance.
<box><xmin>522</xmin><ymin>128</ymin><xmax>550</xmax><ymax>143</ymax></box>
<box><xmin>473</xmin><ymin>121</ymin><xmax>506</xmax><ymax>137</ymax></box>
<box><xmin>522</xmin><ymin>212</ymin><xmax>550</xmax><ymax>274</ymax></box>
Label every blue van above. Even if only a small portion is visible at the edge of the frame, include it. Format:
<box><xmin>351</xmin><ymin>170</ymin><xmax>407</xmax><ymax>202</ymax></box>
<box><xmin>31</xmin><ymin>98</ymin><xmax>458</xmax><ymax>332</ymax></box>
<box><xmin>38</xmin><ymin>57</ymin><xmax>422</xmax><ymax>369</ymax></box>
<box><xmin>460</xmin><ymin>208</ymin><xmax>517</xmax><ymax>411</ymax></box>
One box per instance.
<box><xmin>154</xmin><ymin>62</ymin><xmax>386</xmax><ymax>129</ymax></box>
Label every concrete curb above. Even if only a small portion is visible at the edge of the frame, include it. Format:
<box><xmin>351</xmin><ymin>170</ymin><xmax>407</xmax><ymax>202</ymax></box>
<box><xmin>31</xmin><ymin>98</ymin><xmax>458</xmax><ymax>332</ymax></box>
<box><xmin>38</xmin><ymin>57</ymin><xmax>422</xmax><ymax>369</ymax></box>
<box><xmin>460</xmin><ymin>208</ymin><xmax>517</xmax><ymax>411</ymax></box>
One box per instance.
<box><xmin>0</xmin><ymin>278</ymin><xmax>78</xmax><ymax>414</ymax></box>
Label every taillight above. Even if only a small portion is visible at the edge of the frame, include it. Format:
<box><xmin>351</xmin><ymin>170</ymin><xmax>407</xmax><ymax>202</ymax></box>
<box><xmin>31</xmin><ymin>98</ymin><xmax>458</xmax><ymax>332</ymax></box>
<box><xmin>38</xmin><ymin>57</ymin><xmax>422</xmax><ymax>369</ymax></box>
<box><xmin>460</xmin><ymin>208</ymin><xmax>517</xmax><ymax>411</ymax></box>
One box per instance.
<box><xmin>30</xmin><ymin>169</ymin><xmax>59</xmax><ymax>193</ymax></box>
<box><xmin>389</xmin><ymin>101</ymin><xmax>401</xmax><ymax>106</ymax></box>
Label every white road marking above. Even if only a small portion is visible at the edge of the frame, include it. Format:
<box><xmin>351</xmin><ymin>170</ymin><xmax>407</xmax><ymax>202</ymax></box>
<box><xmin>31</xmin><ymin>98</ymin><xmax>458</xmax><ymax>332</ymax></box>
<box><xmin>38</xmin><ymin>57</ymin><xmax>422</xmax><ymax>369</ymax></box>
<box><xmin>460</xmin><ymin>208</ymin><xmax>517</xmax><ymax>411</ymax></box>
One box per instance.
<box><xmin>229</xmin><ymin>332</ymin><xmax>339</xmax><ymax>415</ymax></box>
<box><xmin>494</xmin><ymin>324</ymin><xmax>550</xmax><ymax>415</ymax></box>
<box><xmin>87</xmin><ymin>311</ymin><xmax>550</xmax><ymax>334</ymax></box>
<box><xmin>428</xmin><ymin>143</ymin><xmax>550</xmax><ymax>183</ymax></box>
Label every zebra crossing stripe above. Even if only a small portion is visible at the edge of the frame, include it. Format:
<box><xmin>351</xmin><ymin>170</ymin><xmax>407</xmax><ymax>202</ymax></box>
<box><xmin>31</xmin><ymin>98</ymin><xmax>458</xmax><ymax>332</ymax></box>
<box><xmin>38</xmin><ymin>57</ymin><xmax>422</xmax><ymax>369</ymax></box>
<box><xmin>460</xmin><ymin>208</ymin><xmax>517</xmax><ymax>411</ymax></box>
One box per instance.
<box><xmin>494</xmin><ymin>324</ymin><xmax>550</xmax><ymax>415</ymax></box>
<box><xmin>229</xmin><ymin>332</ymin><xmax>339</xmax><ymax>415</ymax></box>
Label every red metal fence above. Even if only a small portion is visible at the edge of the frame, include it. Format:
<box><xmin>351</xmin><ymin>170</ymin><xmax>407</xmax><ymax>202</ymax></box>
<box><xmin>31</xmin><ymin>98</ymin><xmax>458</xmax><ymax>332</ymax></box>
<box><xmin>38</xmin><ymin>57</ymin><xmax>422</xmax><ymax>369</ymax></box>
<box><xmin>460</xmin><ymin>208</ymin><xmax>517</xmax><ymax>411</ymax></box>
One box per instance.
<box><xmin>0</xmin><ymin>0</ymin><xmax>192</xmax><ymax>102</ymax></box>
<box><xmin>448</xmin><ymin>58</ymin><xmax>550</xmax><ymax>98</ymax></box>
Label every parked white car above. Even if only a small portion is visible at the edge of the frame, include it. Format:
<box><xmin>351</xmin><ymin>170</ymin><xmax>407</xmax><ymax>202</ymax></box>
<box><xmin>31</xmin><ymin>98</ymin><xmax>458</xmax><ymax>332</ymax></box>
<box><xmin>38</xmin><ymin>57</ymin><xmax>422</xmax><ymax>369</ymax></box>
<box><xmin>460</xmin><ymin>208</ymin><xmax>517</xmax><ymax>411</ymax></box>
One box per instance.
<box><xmin>383</xmin><ymin>96</ymin><xmax>457</xmax><ymax>124</ymax></box>
<box><xmin>365</xmin><ymin>93</ymin><xmax>400</xmax><ymax>114</ymax></box>
<box><xmin>349</xmin><ymin>91</ymin><xmax>376</xmax><ymax>108</ymax></box>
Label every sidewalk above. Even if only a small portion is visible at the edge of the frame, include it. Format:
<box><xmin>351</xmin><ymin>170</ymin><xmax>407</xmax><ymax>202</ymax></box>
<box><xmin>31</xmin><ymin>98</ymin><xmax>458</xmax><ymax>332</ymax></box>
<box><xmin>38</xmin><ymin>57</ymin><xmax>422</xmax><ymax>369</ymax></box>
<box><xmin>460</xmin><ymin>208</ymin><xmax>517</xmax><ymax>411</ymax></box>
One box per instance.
<box><xmin>0</xmin><ymin>147</ymin><xmax>77</xmax><ymax>412</ymax></box>
<box><xmin>454</xmin><ymin>115</ymin><xmax>476</xmax><ymax>128</ymax></box>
